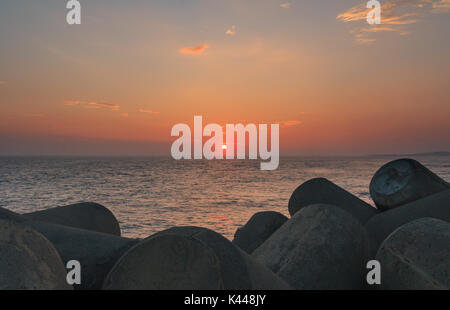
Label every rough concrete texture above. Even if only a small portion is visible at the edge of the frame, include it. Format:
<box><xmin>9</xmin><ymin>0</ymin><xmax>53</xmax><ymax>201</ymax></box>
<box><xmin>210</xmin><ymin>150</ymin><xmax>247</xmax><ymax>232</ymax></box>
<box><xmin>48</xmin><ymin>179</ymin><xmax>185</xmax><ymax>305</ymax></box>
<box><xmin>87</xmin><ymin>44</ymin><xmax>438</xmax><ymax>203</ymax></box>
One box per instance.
<box><xmin>253</xmin><ymin>204</ymin><xmax>371</xmax><ymax>289</ymax></box>
<box><xmin>0</xmin><ymin>219</ymin><xmax>72</xmax><ymax>290</ymax></box>
<box><xmin>365</xmin><ymin>189</ymin><xmax>450</xmax><ymax>252</ymax></box>
<box><xmin>25</xmin><ymin>221</ymin><xmax>138</xmax><ymax>290</ymax></box>
<box><xmin>376</xmin><ymin>218</ymin><xmax>450</xmax><ymax>290</ymax></box>
<box><xmin>23</xmin><ymin>202</ymin><xmax>121</xmax><ymax>236</ymax></box>
<box><xmin>370</xmin><ymin>158</ymin><xmax>449</xmax><ymax>211</ymax></box>
<box><xmin>0</xmin><ymin>206</ymin><xmax>137</xmax><ymax>290</ymax></box>
<box><xmin>104</xmin><ymin>226</ymin><xmax>291</xmax><ymax>290</ymax></box>
<box><xmin>0</xmin><ymin>206</ymin><xmax>22</xmax><ymax>221</ymax></box>
<box><xmin>232</xmin><ymin>211</ymin><xmax>288</xmax><ymax>253</ymax></box>
<box><xmin>288</xmin><ymin>178</ymin><xmax>378</xmax><ymax>224</ymax></box>
<box><xmin>103</xmin><ymin>234</ymin><xmax>224</xmax><ymax>289</ymax></box>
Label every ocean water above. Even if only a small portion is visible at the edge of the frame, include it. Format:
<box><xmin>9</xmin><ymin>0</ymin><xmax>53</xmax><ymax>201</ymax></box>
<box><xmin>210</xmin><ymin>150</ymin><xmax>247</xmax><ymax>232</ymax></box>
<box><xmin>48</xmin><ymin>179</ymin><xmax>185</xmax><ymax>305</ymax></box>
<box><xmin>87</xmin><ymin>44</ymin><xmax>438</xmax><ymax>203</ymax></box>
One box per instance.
<box><xmin>0</xmin><ymin>155</ymin><xmax>449</xmax><ymax>239</ymax></box>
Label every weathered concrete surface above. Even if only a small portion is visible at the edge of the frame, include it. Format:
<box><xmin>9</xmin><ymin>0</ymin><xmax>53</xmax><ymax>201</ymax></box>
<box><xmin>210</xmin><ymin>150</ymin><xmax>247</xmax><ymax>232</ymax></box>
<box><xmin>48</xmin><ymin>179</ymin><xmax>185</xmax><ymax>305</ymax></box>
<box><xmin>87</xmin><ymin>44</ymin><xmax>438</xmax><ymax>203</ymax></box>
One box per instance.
<box><xmin>370</xmin><ymin>158</ymin><xmax>449</xmax><ymax>211</ymax></box>
<box><xmin>253</xmin><ymin>204</ymin><xmax>371</xmax><ymax>290</ymax></box>
<box><xmin>27</xmin><ymin>221</ymin><xmax>138</xmax><ymax>290</ymax></box>
<box><xmin>0</xmin><ymin>206</ymin><xmax>138</xmax><ymax>290</ymax></box>
<box><xmin>232</xmin><ymin>211</ymin><xmax>288</xmax><ymax>253</ymax></box>
<box><xmin>237</xmin><ymin>247</ymin><xmax>292</xmax><ymax>290</ymax></box>
<box><xmin>376</xmin><ymin>218</ymin><xmax>450</xmax><ymax>290</ymax></box>
<box><xmin>288</xmin><ymin>178</ymin><xmax>378</xmax><ymax>224</ymax></box>
<box><xmin>104</xmin><ymin>226</ymin><xmax>291</xmax><ymax>290</ymax></box>
<box><xmin>365</xmin><ymin>189</ymin><xmax>450</xmax><ymax>252</ymax></box>
<box><xmin>103</xmin><ymin>234</ymin><xmax>224</xmax><ymax>289</ymax></box>
<box><xmin>23</xmin><ymin>202</ymin><xmax>121</xmax><ymax>236</ymax></box>
<box><xmin>0</xmin><ymin>206</ymin><xmax>22</xmax><ymax>221</ymax></box>
<box><xmin>0</xmin><ymin>219</ymin><xmax>72</xmax><ymax>290</ymax></box>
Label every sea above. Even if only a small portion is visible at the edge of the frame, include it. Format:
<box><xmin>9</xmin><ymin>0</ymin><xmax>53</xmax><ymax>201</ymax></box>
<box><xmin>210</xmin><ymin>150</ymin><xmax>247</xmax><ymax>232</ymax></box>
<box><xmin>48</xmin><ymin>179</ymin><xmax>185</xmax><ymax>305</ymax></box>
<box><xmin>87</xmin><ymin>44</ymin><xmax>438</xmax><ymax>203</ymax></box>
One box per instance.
<box><xmin>0</xmin><ymin>155</ymin><xmax>449</xmax><ymax>239</ymax></box>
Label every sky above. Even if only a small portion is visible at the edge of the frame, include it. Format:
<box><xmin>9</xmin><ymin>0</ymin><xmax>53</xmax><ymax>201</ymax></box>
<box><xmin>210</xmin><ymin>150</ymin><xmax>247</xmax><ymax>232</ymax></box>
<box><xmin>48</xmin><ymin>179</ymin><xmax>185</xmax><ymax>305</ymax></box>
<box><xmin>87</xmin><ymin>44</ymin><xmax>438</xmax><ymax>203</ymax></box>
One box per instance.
<box><xmin>0</xmin><ymin>0</ymin><xmax>449</xmax><ymax>156</ymax></box>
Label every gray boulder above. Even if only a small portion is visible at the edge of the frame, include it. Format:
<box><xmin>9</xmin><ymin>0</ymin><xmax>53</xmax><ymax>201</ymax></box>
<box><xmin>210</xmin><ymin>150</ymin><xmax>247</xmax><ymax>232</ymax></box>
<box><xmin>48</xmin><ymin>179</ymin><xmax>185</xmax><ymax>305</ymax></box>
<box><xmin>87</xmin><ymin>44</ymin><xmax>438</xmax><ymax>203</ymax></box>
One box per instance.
<box><xmin>232</xmin><ymin>211</ymin><xmax>288</xmax><ymax>253</ymax></box>
<box><xmin>253</xmin><ymin>204</ymin><xmax>371</xmax><ymax>289</ymax></box>
<box><xmin>376</xmin><ymin>217</ymin><xmax>450</xmax><ymax>290</ymax></box>
<box><xmin>0</xmin><ymin>219</ymin><xmax>72</xmax><ymax>290</ymax></box>
<box><xmin>103</xmin><ymin>234</ymin><xmax>223</xmax><ymax>289</ymax></box>
<box><xmin>23</xmin><ymin>202</ymin><xmax>121</xmax><ymax>236</ymax></box>
<box><xmin>103</xmin><ymin>226</ymin><xmax>291</xmax><ymax>290</ymax></box>
<box><xmin>27</xmin><ymin>221</ymin><xmax>138</xmax><ymax>289</ymax></box>
<box><xmin>288</xmin><ymin>178</ymin><xmax>378</xmax><ymax>224</ymax></box>
<box><xmin>370</xmin><ymin>158</ymin><xmax>449</xmax><ymax>211</ymax></box>
<box><xmin>0</xmin><ymin>206</ymin><xmax>138</xmax><ymax>290</ymax></box>
<box><xmin>365</xmin><ymin>189</ymin><xmax>450</xmax><ymax>252</ymax></box>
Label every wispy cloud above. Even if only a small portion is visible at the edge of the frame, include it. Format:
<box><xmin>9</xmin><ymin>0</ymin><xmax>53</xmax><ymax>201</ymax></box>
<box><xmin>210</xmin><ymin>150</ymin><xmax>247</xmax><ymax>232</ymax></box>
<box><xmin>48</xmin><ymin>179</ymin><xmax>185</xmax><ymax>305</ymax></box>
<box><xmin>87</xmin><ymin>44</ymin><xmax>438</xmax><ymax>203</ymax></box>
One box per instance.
<box><xmin>120</xmin><ymin>113</ymin><xmax>129</xmax><ymax>117</ymax></box>
<box><xmin>87</xmin><ymin>102</ymin><xmax>120</xmax><ymax>110</ymax></box>
<box><xmin>0</xmin><ymin>81</ymin><xmax>6</xmax><ymax>85</ymax></box>
<box><xmin>281</xmin><ymin>120</ymin><xmax>302</xmax><ymax>128</ymax></box>
<box><xmin>179</xmin><ymin>44</ymin><xmax>209</xmax><ymax>55</ymax></box>
<box><xmin>226</xmin><ymin>25</ymin><xmax>237</xmax><ymax>36</ymax></box>
<box><xmin>139</xmin><ymin>109</ymin><xmax>160</xmax><ymax>114</ymax></box>
<box><xmin>280</xmin><ymin>2</ymin><xmax>292</xmax><ymax>9</ymax></box>
<box><xmin>432</xmin><ymin>0</ymin><xmax>450</xmax><ymax>11</ymax></box>
<box><xmin>337</xmin><ymin>0</ymin><xmax>450</xmax><ymax>44</ymax></box>
<box><xmin>353</xmin><ymin>33</ymin><xmax>377</xmax><ymax>45</ymax></box>
<box><xmin>63</xmin><ymin>100</ymin><xmax>120</xmax><ymax>110</ymax></box>
<box><xmin>64</xmin><ymin>100</ymin><xmax>82</xmax><ymax>106</ymax></box>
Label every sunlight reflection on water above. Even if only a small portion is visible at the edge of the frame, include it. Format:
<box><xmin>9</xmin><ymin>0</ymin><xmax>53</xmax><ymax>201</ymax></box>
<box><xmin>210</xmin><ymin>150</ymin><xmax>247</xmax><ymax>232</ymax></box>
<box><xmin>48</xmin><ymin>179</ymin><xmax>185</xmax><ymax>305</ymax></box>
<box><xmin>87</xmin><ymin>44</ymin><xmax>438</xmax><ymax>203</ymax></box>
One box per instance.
<box><xmin>1</xmin><ymin>156</ymin><xmax>448</xmax><ymax>239</ymax></box>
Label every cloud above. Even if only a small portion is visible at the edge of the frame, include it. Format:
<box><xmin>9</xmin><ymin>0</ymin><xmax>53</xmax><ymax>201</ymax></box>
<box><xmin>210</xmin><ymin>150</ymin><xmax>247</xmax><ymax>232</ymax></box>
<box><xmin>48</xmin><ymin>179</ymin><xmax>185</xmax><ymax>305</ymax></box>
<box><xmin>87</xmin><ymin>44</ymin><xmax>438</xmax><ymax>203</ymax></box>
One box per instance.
<box><xmin>63</xmin><ymin>100</ymin><xmax>120</xmax><ymax>111</ymax></box>
<box><xmin>432</xmin><ymin>0</ymin><xmax>450</xmax><ymax>11</ymax></box>
<box><xmin>179</xmin><ymin>44</ymin><xmax>209</xmax><ymax>55</ymax></box>
<box><xmin>139</xmin><ymin>109</ymin><xmax>160</xmax><ymax>114</ymax></box>
<box><xmin>354</xmin><ymin>33</ymin><xmax>377</xmax><ymax>45</ymax></box>
<box><xmin>64</xmin><ymin>100</ymin><xmax>82</xmax><ymax>106</ymax></box>
<box><xmin>280</xmin><ymin>3</ymin><xmax>292</xmax><ymax>9</ymax></box>
<box><xmin>226</xmin><ymin>25</ymin><xmax>237</xmax><ymax>36</ymax></box>
<box><xmin>281</xmin><ymin>120</ymin><xmax>302</xmax><ymax>128</ymax></box>
<box><xmin>87</xmin><ymin>102</ymin><xmax>120</xmax><ymax>110</ymax></box>
<box><xmin>360</xmin><ymin>26</ymin><xmax>399</xmax><ymax>32</ymax></box>
<box><xmin>337</xmin><ymin>0</ymin><xmax>450</xmax><ymax>44</ymax></box>
<box><xmin>0</xmin><ymin>81</ymin><xmax>6</xmax><ymax>85</ymax></box>
<box><xmin>254</xmin><ymin>119</ymin><xmax>302</xmax><ymax>128</ymax></box>
<box><xmin>120</xmin><ymin>113</ymin><xmax>129</xmax><ymax>117</ymax></box>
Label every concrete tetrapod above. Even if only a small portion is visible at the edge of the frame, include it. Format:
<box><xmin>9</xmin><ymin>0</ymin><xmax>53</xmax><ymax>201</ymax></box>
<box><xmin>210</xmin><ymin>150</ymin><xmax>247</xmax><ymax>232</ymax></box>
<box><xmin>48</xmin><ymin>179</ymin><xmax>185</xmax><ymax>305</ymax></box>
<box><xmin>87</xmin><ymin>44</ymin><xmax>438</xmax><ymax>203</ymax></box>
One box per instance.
<box><xmin>0</xmin><ymin>219</ymin><xmax>72</xmax><ymax>290</ymax></box>
<box><xmin>0</xmin><ymin>206</ymin><xmax>138</xmax><ymax>290</ymax></box>
<box><xmin>253</xmin><ymin>204</ymin><xmax>371</xmax><ymax>289</ymax></box>
<box><xmin>23</xmin><ymin>202</ymin><xmax>121</xmax><ymax>236</ymax></box>
<box><xmin>365</xmin><ymin>189</ymin><xmax>450</xmax><ymax>252</ymax></box>
<box><xmin>376</xmin><ymin>217</ymin><xmax>450</xmax><ymax>290</ymax></box>
<box><xmin>232</xmin><ymin>211</ymin><xmax>288</xmax><ymax>253</ymax></box>
<box><xmin>370</xmin><ymin>158</ymin><xmax>449</xmax><ymax>211</ymax></box>
<box><xmin>288</xmin><ymin>178</ymin><xmax>378</xmax><ymax>224</ymax></box>
<box><xmin>103</xmin><ymin>226</ymin><xmax>292</xmax><ymax>290</ymax></box>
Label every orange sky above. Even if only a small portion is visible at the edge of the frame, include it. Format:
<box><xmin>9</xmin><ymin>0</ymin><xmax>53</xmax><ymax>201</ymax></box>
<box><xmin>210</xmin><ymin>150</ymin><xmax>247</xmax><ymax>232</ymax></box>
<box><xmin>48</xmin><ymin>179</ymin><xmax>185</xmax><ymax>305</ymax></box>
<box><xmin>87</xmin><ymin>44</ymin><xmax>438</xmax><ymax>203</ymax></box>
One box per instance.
<box><xmin>0</xmin><ymin>0</ymin><xmax>449</xmax><ymax>155</ymax></box>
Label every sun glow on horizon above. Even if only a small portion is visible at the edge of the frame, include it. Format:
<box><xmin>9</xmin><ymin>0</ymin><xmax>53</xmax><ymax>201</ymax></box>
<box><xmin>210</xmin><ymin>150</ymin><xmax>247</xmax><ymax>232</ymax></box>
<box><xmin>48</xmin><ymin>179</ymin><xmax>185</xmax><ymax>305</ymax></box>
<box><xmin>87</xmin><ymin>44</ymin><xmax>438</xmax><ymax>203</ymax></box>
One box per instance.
<box><xmin>0</xmin><ymin>1</ymin><xmax>449</xmax><ymax>156</ymax></box>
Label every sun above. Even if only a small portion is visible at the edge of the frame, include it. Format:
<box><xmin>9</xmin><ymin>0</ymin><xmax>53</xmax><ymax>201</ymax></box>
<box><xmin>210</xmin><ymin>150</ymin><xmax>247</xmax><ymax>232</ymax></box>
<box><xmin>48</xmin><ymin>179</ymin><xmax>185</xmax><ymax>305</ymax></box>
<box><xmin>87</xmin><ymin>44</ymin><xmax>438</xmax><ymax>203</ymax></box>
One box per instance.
<box><xmin>222</xmin><ymin>144</ymin><xmax>227</xmax><ymax>150</ymax></box>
